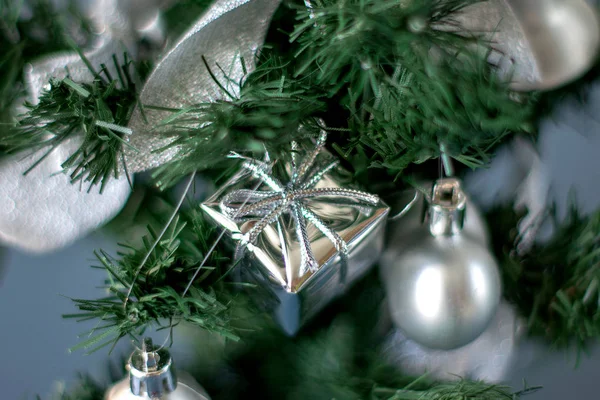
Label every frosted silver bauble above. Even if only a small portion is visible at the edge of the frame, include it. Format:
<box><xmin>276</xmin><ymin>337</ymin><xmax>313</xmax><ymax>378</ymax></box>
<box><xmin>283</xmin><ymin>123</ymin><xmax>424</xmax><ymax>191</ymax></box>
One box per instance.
<box><xmin>381</xmin><ymin>301</ymin><xmax>524</xmax><ymax>382</ymax></box>
<box><xmin>454</xmin><ymin>0</ymin><xmax>600</xmax><ymax>91</ymax></box>
<box><xmin>104</xmin><ymin>338</ymin><xmax>211</xmax><ymax>400</ymax></box>
<box><xmin>380</xmin><ymin>178</ymin><xmax>501</xmax><ymax>350</ymax></box>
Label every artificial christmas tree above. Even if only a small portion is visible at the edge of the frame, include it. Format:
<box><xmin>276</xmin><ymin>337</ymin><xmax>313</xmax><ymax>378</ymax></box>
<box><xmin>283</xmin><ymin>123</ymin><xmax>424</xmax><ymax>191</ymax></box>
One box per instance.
<box><xmin>0</xmin><ymin>0</ymin><xmax>599</xmax><ymax>399</ymax></box>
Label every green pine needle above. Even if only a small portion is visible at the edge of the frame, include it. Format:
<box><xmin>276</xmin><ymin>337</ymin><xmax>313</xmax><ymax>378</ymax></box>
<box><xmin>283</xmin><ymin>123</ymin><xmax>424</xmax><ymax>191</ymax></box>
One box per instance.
<box><xmin>291</xmin><ymin>0</ymin><xmax>479</xmax><ymax>91</ymax></box>
<box><xmin>490</xmin><ymin>204</ymin><xmax>600</xmax><ymax>353</ymax></box>
<box><xmin>348</xmin><ymin>54</ymin><xmax>535</xmax><ymax>177</ymax></box>
<box><xmin>65</xmin><ymin>201</ymin><xmax>238</xmax><ymax>354</ymax></box>
<box><xmin>372</xmin><ymin>381</ymin><xmax>540</xmax><ymax>400</ymax></box>
<box><xmin>290</xmin><ymin>0</ymin><xmax>535</xmax><ymax>177</ymax></box>
<box><xmin>151</xmin><ymin>57</ymin><xmax>326</xmax><ymax>189</ymax></box>
<box><xmin>56</xmin><ymin>265</ymin><xmax>543</xmax><ymax>399</ymax></box>
<box><xmin>0</xmin><ymin>0</ymin><xmax>93</xmax><ymax>155</ymax></box>
<box><xmin>1</xmin><ymin>54</ymin><xmax>139</xmax><ymax>192</ymax></box>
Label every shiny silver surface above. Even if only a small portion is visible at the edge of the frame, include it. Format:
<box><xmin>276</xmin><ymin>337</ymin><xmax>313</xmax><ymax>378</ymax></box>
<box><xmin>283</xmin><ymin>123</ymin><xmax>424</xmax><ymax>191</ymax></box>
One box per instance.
<box><xmin>428</xmin><ymin>178</ymin><xmax>466</xmax><ymax>236</ymax></box>
<box><xmin>219</xmin><ymin>132</ymin><xmax>380</xmax><ymax>280</ymax></box>
<box><xmin>382</xmin><ymin>301</ymin><xmax>525</xmax><ymax>382</ymax></box>
<box><xmin>105</xmin><ymin>338</ymin><xmax>211</xmax><ymax>399</ymax></box>
<box><xmin>125</xmin><ymin>0</ymin><xmax>283</xmax><ymax>173</ymax></box>
<box><xmin>380</xmin><ymin>182</ymin><xmax>501</xmax><ymax>350</ymax></box>
<box><xmin>202</xmin><ymin>146</ymin><xmax>389</xmax><ymax>334</ymax></box>
<box><xmin>129</xmin><ymin>338</ymin><xmax>176</xmax><ymax>397</ymax></box>
<box><xmin>455</xmin><ymin>0</ymin><xmax>600</xmax><ymax>91</ymax></box>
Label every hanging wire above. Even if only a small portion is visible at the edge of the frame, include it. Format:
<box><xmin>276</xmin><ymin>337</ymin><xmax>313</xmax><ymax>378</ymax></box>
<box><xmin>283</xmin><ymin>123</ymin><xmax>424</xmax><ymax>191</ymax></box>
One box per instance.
<box><xmin>156</xmin><ymin>152</ymin><xmax>273</xmax><ymax>351</ymax></box>
<box><xmin>439</xmin><ymin>141</ymin><xmax>454</xmax><ymax>177</ymax></box>
<box><xmin>123</xmin><ymin>171</ymin><xmax>197</xmax><ymax>312</ymax></box>
<box><xmin>391</xmin><ymin>141</ymin><xmax>454</xmax><ymax>221</ymax></box>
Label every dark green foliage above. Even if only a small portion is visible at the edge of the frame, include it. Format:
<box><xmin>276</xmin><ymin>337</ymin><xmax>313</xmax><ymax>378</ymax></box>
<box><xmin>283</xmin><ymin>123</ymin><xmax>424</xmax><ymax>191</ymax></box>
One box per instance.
<box><xmin>5</xmin><ymin>0</ymin><xmax>596</xmax><ymax>388</ymax></box>
<box><xmin>291</xmin><ymin>0</ymin><xmax>478</xmax><ymax>91</ymax></box>
<box><xmin>0</xmin><ymin>39</ymin><xmax>23</xmax><ymax>129</ymax></box>
<box><xmin>65</xmin><ymin>195</ymin><xmax>238</xmax><ymax>354</ymax></box>
<box><xmin>0</xmin><ymin>0</ymin><xmax>91</xmax><ymax>58</ymax></box>
<box><xmin>346</xmin><ymin>55</ymin><xmax>535</xmax><ymax>177</ymax></box>
<box><xmin>56</xmin><ymin>273</ymin><xmax>541</xmax><ymax>399</ymax></box>
<box><xmin>291</xmin><ymin>0</ymin><xmax>535</xmax><ymax>177</ymax></box>
<box><xmin>490</xmin><ymin>205</ymin><xmax>600</xmax><ymax>351</ymax></box>
<box><xmin>209</xmin><ymin>319</ymin><xmax>536</xmax><ymax>400</ymax></box>
<box><xmin>181</xmin><ymin>272</ymin><xmax>541</xmax><ymax>400</ymax></box>
<box><xmin>152</xmin><ymin>57</ymin><xmax>326</xmax><ymax>188</ymax></box>
<box><xmin>1</xmin><ymin>55</ymin><xmax>138</xmax><ymax>192</ymax></box>
<box><xmin>0</xmin><ymin>0</ymin><xmax>92</xmax><ymax>155</ymax></box>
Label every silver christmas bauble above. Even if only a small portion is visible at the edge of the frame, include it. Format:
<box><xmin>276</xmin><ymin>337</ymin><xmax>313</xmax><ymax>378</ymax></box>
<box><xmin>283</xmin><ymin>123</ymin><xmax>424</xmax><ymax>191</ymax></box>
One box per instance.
<box><xmin>105</xmin><ymin>338</ymin><xmax>211</xmax><ymax>400</ymax></box>
<box><xmin>381</xmin><ymin>301</ymin><xmax>524</xmax><ymax>382</ymax></box>
<box><xmin>454</xmin><ymin>0</ymin><xmax>600</xmax><ymax>91</ymax></box>
<box><xmin>380</xmin><ymin>178</ymin><xmax>501</xmax><ymax>350</ymax></box>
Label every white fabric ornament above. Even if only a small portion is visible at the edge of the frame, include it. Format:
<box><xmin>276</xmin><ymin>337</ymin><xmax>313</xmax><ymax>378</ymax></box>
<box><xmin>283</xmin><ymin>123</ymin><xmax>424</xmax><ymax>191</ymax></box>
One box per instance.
<box><xmin>0</xmin><ymin>5</ymin><xmax>143</xmax><ymax>252</ymax></box>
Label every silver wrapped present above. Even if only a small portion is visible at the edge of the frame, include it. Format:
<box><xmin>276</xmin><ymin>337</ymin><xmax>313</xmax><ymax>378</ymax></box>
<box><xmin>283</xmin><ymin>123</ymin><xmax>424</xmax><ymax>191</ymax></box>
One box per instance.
<box><xmin>201</xmin><ymin>131</ymin><xmax>389</xmax><ymax>334</ymax></box>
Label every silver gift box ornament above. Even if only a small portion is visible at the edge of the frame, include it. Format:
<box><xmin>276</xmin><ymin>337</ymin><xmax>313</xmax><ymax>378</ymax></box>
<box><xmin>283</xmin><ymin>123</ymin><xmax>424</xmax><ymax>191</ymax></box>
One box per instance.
<box><xmin>201</xmin><ymin>134</ymin><xmax>389</xmax><ymax>334</ymax></box>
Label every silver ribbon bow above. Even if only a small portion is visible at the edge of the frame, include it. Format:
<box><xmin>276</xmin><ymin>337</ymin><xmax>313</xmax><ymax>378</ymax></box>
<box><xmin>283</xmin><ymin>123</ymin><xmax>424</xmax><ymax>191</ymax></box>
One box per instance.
<box><xmin>220</xmin><ymin>131</ymin><xmax>380</xmax><ymax>276</ymax></box>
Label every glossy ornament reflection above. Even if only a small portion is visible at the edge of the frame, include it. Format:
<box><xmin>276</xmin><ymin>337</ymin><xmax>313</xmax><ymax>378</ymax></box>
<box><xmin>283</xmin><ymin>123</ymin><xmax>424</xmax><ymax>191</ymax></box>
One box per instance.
<box><xmin>455</xmin><ymin>0</ymin><xmax>600</xmax><ymax>91</ymax></box>
<box><xmin>380</xmin><ymin>178</ymin><xmax>501</xmax><ymax>350</ymax></box>
<box><xmin>105</xmin><ymin>338</ymin><xmax>211</xmax><ymax>400</ymax></box>
<box><xmin>381</xmin><ymin>301</ymin><xmax>525</xmax><ymax>382</ymax></box>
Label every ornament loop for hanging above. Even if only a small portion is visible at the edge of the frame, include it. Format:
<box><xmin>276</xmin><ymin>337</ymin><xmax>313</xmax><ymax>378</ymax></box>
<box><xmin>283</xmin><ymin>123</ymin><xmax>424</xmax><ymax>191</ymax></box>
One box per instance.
<box><xmin>129</xmin><ymin>337</ymin><xmax>177</xmax><ymax>397</ymax></box>
<box><xmin>427</xmin><ymin>177</ymin><xmax>466</xmax><ymax>237</ymax></box>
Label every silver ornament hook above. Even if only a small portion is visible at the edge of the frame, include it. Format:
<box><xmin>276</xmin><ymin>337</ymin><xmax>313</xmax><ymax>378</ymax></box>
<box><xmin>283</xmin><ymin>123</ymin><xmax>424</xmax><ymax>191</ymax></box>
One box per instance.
<box><xmin>129</xmin><ymin>337</ymin><xmax>177</xmax><ymax>397</ymax></box>
<box><xmin>427</xmin><ymin>177</ymin><xmax>466</xmax><ymax>237</ymax></box>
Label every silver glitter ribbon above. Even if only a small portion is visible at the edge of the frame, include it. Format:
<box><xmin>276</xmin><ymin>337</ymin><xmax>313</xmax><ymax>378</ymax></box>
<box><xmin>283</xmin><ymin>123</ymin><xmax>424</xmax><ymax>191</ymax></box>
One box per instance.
<box><xmin>219</xmin><ymin>131</ymin><xmax>380</xmax><ymax>277</ymax></box>
<box><xmin>125</xmin><ymin>0</ymin><xmax>283</xmax><ymax>173</ymax></box>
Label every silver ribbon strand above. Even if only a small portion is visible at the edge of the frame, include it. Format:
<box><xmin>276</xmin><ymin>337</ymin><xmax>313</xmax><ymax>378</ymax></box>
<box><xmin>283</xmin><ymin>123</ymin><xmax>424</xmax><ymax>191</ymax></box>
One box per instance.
<box><xmin>220</xmin><ymin>131</ymin><xmax>380</xmax><ymax>277</ymax></box>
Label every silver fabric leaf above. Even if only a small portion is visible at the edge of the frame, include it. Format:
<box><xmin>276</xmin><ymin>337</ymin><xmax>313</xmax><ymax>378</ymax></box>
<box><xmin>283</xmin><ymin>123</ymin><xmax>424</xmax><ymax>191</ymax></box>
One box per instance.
<box><xmin>125</xmin><ymin>0</ymin><xmax>283</xmax><ymax>173</ymax></box>
<box><xmin>455</xmin><ymin>0</ymin><xmax>599</xmax><ymax>91</ymax></box>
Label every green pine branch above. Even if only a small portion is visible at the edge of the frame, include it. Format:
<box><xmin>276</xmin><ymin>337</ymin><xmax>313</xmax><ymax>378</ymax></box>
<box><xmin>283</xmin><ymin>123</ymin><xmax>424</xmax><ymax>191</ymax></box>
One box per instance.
<box><xmin>0</xmin><ymin>0</ymin><xmax>93</xmax><ymax>156</ymax></box>
<box><xmin>290</xmin><ymin>0</ymin><xmax>535</xmax><ymax>177</ymax></box>
<box><xmin>1</xmin><ymin>53</ymin><xmax>139</xmax><ymax>192</ymax></box>
<box><xmin>291</xmin><ymin>0</ymin><xmax>479</xmax><ymax>91</ymax></box>
<box><xmin>51</xmin><ymin>315</ymin><xmax>541</xmax><ymax>400</ymax></box>
<box><xmin>346</xmin><ymin>53</ymin><xmax>535</xmax><ymax>178</ymax></box>
<box><xmin>151</xmin><ymin>57</ymin><xmax>326</xmax><ymax>189</ymax></box>
<box><xmin>64</xmin><ymin>199</ymin><xmax>238</xmax><ymax>354</ymax></box>
<box><xmin>490</xmin><ymin>204</ymin><xmax>600</xmax><ymax>353</ymax></box>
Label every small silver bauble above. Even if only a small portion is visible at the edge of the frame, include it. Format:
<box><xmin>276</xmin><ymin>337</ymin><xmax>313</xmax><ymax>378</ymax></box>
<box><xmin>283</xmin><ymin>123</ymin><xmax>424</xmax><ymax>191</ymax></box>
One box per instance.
<box><xmin>105</xmin><ymin>338</ymin><xmax>211</xmax><ymax>400</ymax></box>
<box><xmin>380</xmin><ymin>178</ymin><xmax>502</xmax><ymax>350</ymax></box>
